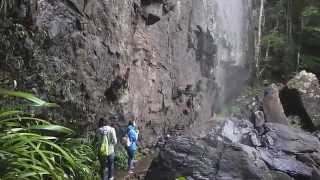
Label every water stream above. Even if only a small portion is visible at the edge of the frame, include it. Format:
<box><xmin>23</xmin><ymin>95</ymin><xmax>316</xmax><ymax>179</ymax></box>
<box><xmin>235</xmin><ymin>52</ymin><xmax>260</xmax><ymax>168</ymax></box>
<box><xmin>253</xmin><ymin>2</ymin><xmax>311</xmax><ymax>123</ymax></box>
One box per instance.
<box><xmin>210</xmin><ymin>0</ymin><xmax>252</xmax><ymax>105</ymax></box>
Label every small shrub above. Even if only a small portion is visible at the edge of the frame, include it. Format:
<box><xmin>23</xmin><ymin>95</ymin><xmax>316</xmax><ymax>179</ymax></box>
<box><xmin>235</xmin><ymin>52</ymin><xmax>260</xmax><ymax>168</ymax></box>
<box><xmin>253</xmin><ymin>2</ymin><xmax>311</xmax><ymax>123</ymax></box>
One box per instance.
<box><xmin>0</xmin><ymin>88</ymin><xmax>99</xmax><ymax>179</ymax></box>
<box><xmin>115</xmin><ymin>145</ymin><xmax>128</xmax><ymax>170</ymax></box>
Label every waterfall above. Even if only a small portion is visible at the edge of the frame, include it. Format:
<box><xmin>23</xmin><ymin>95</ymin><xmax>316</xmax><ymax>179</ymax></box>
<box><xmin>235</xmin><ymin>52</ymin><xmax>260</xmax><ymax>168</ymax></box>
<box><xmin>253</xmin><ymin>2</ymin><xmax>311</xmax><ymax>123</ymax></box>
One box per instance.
<box><xmin>207</xmin><ymin>0</ymin><xmax>253</xmax><ymax>106</ymax></box>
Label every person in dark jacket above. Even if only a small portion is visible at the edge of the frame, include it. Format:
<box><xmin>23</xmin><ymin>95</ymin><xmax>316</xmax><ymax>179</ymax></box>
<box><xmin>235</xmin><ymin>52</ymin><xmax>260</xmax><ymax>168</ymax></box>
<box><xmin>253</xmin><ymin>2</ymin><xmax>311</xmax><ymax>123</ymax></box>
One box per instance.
<box><xmin>126</xmin><ymin>113</ymin><xmax>139</xmax><ymax>173</ymax></box>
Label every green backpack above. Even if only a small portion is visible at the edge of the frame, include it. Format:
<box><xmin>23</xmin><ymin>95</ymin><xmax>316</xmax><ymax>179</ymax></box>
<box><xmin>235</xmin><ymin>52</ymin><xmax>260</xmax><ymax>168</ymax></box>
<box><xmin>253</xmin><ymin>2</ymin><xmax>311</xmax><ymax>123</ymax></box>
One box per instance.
<box><xmin>99</xmin><ymin>133</ymin><xmax>109</xmax><ymax>156</ymax></box>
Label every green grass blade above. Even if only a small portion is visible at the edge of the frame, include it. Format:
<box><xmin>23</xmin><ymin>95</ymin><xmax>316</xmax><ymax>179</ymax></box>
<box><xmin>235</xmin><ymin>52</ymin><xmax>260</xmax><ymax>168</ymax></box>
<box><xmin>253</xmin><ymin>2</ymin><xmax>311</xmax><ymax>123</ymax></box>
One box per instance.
<box><xmin>0</xmin><ymin>117</ymin><xmax>51</xmax><ymax>125</ymax></box>
<box><xmin>28</xmin><ymin>125</ymin><xmax>74</xmax><ymax>136</ymax></box>
<box><xmin>0</xmin><ymin>88</ymin><xmax>58</xmax><ymax>107</ymax></box>
<box><xmin>24</xmin><ymin>138</ymin><xmax>54</xmax><ymax>170</ymax></box>
<box><xmin>0</xmin><ymin>111</ymin><xmax>23</xmax><ymax>118</ymax></box>
<box><xmin>39</xmin><ymin>140</ymin><xmax>76</xmax><ymax>167</ymax></box>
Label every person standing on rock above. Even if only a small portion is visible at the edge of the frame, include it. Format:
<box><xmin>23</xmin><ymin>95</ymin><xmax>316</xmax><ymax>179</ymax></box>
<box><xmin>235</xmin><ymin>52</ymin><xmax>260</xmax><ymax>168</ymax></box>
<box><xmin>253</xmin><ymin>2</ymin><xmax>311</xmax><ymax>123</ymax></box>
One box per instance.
<box><xmin>97</xmin><ymin>118</ymin><xmax>117</xmax><ymax>180</ymax></box>
<box><xmin>125</xmin><ymin>112</ymin><xmax>139</xmax><ymax>174</ymax></box>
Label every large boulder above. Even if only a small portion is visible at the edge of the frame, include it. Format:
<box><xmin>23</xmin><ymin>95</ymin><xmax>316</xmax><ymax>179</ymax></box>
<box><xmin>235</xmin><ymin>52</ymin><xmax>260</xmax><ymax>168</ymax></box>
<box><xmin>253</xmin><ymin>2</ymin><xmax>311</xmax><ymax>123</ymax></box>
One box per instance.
<box><xmin>286</xmin><ymin>71</ymin><xmax>320</xmax><ymax>129</ymax></box>
<box><xmin>262</xmin><ymin>123</ymin><xmax>320</xmax><ymax>154</ymax></box>
<box><xmin>259</xmin><ymin>149</ymin><xmax>313</xmax><ymax>177</ymax></box>
<box><xmin>146</xmin><ymin>119</ymin><xmax>320</xmax><ymax>180</ymax></box>
<box><xmin>146</xmin><ymin>136</ymin><xmax>273</xmax><ymax>180</ymax></box>
<box><xmin>263</xmin><ymin>84</ymin><xmax>289</xmax><ymax>125</ymax></box>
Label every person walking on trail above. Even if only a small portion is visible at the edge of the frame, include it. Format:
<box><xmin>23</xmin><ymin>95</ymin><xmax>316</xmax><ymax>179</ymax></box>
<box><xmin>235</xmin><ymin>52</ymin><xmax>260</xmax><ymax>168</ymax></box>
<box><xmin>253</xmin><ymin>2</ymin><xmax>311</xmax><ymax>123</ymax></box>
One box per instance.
<box><xmin>126</xmin><ymin>113</ymin><xmax>139</xmax><ymax>174</ymax></box>
<box><xmin>98</xmin><ymin>118</ymin><xmax>117</xmax><ymax>180</ymax></box>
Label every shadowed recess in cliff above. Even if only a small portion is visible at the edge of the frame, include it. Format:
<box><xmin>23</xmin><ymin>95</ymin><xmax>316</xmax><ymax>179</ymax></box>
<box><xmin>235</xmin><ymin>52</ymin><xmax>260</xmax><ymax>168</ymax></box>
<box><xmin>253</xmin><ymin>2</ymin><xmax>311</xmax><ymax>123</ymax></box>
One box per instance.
<box><xmin>280</xmin><ymin>87</ymin><xmax>317</xmax><ymax>132</ymax></box>
<box><xmin>141</xmin><ymin>0</ymin><xmax>164</xmax><ymax>25</ymax></box>
<box><xmin>193</xmin><ymin>25</ymin><xmax>217</xmax><ymax>79</ymax></box>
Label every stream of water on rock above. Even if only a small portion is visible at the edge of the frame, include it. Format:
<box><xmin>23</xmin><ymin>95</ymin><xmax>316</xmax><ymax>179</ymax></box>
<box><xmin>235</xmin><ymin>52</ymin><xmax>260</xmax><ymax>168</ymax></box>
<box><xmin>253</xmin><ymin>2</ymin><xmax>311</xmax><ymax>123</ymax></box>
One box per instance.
<box><xmin>210</xmin><ymin>0</ymin><xmax>251</xmax><ymax>105</ymax></box>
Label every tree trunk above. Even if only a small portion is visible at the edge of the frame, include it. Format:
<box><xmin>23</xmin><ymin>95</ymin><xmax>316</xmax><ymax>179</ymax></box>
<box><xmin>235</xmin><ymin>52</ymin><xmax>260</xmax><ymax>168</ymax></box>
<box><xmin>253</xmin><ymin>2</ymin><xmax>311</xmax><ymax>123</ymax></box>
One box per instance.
<box><xmin>255</xmin><ymin>0</ymin><xmax>264</xmax><ymax>78</ymax></box>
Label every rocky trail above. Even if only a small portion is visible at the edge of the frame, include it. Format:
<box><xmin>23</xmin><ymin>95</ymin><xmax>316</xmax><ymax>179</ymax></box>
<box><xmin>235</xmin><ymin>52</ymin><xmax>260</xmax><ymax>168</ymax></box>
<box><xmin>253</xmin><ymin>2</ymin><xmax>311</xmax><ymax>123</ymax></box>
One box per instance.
<box><xmin>115</xmin><ymin>154</ymin><xmax>155</xmax><ymax>180</ymax></box>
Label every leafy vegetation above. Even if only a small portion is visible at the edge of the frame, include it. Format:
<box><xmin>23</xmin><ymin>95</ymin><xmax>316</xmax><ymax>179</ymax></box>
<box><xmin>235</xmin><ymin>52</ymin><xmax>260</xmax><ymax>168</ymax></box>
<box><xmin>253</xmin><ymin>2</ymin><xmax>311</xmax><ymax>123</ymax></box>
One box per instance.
<box><xmin>258</xmin><ymin>0</ymin><xmax>320</xmax><ymax>81</ymax></box>
<box><xmin>114</xmin><ymin>146</ymin><xmax>144</xmax><ymax>171</ymax></box>
<box><xmin>0</xmin><ymin>88</ymin><xmax>99</xmax><ymax>180</ymax></box>
<box><xmin>175</xmin><ymin>176</ymin><xmax>187</xmax><ymax>180</ymax></box>
<box><xmin>115</xmin><ymin>146</ymin><xmax>128</xmax><ymax>170</ymax></box>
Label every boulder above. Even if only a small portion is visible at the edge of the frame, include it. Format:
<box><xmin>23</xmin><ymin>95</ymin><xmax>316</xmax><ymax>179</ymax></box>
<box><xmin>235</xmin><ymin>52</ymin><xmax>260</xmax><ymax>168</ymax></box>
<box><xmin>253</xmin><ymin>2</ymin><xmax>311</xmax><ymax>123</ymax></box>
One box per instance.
<box><xmin>263</xmin><ymin>84</ymin><xmax>289</xmax><ymax>125</ymax></box>
<box><xmin>147</xmin><ymin>119</ymin><xmax>272</xmax><ymax>180</ymax></box>
<box><xmin>259</xmin><ymin>149</ymin><xmax>313</xmax><ymax>177</ymax></box>
<box><xmin>216</xmin><ymin>144</ymin><xmax>273</xmax><ymax>180</ymax></box>
<box><xmin>146</xmin><ymin>136</ymin><xmax>273</xmax><ymax>180</ymax></box>
<box><xmin>262</xmin><ymin>123</ymin><xmax>320</xmax><ymax>154</ymax></box>
<box><xmin>287</xmin><ymin>71</ymin><xmax>320</xmax><ymax>129</ymax></box>
<box><xmin>147</xmin><ymin>119</ymin><xmax>320</xmax><ymax>180</ymax></box>
<box><xmin>146</xmin><ymin>136</ymin><xmax>218</xmax><ymax>180</ymax></box>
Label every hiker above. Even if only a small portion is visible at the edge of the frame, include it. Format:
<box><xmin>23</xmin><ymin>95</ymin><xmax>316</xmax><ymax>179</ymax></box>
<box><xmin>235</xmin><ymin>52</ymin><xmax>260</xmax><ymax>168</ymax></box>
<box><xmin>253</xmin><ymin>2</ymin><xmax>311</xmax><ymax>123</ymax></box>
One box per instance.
<box><xmin>125</xmin><ymin>113</ymin><xmax>139</xmax><ymax>173</ymax></box>
<box><xmin>98</xmin><ymin>118</ymin><xmax>117</xmax><ymax>180</ymax></box>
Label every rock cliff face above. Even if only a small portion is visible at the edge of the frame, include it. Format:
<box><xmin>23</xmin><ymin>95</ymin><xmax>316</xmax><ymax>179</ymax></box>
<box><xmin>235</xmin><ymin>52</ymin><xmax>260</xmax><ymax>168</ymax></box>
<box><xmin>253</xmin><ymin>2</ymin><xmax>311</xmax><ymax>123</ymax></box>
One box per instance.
<box><xmin>0</xmin><ymin>0</ymin><xmax>255</xmax><ymax>146</ymax></box>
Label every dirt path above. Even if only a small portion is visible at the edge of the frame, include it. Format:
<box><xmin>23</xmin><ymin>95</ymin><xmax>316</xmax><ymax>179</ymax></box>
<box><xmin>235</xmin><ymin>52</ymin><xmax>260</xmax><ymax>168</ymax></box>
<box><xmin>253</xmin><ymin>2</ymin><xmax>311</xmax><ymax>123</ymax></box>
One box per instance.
<box><xmin>115</xmin><ymin>154</ymin><xmax>155</xmax><ymax>180</ymax></box>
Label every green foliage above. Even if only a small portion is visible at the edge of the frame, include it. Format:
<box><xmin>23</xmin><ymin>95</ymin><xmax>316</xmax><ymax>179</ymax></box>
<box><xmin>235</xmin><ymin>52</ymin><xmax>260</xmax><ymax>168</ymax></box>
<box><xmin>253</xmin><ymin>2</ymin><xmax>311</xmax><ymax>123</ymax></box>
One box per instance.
<box><xmin>243</xmin><ymin>84</ymin><xmax>264</xmax><ymax>97</ymax></box>
<box><xmin>262</xmin><ymin>32</ymin><xmax>286</xmax><ymax>53</ymax></box>
<box><xmin>0</xmin><ymin>88</ymin><xmax>58</xmax><ymax>107</ymax></box>
<box><xmin>0</xmin><ymin>89</ymin><xmax>99</xmax><ymax>179</ymax></box>
<box><xmin>300</xmin><ymin>55</ymin><xmax>320</xmax><ymax>69</ymax></box>
<box><xmin>260</xmin><ymin>0</ymin><xmax>320</xmax><ymax>81</ymax></box>
<box><xmin>176</xmin><ymin>176</ymin><xmax>187</xmax><ymax>180</ymax></box>
<box><xmin>302</xmin><ymin>6</ymin><xmax>320</xmax><ymax>17</ymax></box>
<box><xmin>115</xmin><ymin>146</ymin><xmax>128</xmax><ymax>170</ymax></box>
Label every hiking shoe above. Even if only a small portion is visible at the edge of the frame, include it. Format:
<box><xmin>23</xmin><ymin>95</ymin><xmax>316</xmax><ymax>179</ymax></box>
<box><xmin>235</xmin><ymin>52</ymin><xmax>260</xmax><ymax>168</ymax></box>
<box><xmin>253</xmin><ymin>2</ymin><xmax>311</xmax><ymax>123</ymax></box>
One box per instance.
<box><xmin>109</xmin><ymin>177</ymin><xmax>114</xmax><ymax>180</ymax></box>
<box><xmin>128</xmin><ymin>170</ymin><xmax>134</xmax><ymax>174</ymax></box>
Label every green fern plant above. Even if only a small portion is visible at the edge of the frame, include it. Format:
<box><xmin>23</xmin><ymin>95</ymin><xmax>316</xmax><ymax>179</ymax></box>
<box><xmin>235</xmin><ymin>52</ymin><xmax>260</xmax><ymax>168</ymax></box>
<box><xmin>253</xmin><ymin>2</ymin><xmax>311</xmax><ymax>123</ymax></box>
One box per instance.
<box><xmin>0</xmin><ymin>88</ymin><xmax>99</xmax><ymax>180</ymax></box>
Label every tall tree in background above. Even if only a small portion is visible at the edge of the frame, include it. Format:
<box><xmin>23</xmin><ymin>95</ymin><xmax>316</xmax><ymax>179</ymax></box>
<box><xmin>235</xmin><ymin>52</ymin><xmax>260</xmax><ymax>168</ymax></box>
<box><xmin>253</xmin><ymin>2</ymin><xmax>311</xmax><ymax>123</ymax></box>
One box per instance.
<box><xmin>259</xmin><ymin>0</ymin><xmax>320</xmax><ymax>81</ymax></box>
<box><xmin>255</xmin><ymin>0</ymin><xmax>265</xmax><ymax>78</ymax></box>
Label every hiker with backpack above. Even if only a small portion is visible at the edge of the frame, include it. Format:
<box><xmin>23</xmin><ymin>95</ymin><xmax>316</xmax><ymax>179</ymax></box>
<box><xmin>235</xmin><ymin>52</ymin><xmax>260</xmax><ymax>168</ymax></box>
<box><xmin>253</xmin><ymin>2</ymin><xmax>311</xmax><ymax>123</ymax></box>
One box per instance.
<box><xmin>125</xmin><ymin>113</ymin><xmax>139</xmax><ymax>174</ymax></box>
<box><xmin>98</xmin><ymin>118</ymin><xmax>117</xmax><ymax>180</ymax></box>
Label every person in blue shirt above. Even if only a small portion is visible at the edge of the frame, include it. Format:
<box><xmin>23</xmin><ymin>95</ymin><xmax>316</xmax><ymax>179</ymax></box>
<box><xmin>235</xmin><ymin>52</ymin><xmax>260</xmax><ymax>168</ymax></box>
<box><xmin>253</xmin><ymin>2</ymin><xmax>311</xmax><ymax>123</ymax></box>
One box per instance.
<box><xmin>126</xmin><ymin>114</ymin><xmax>139</xmax><ymax>173</ymax></box>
